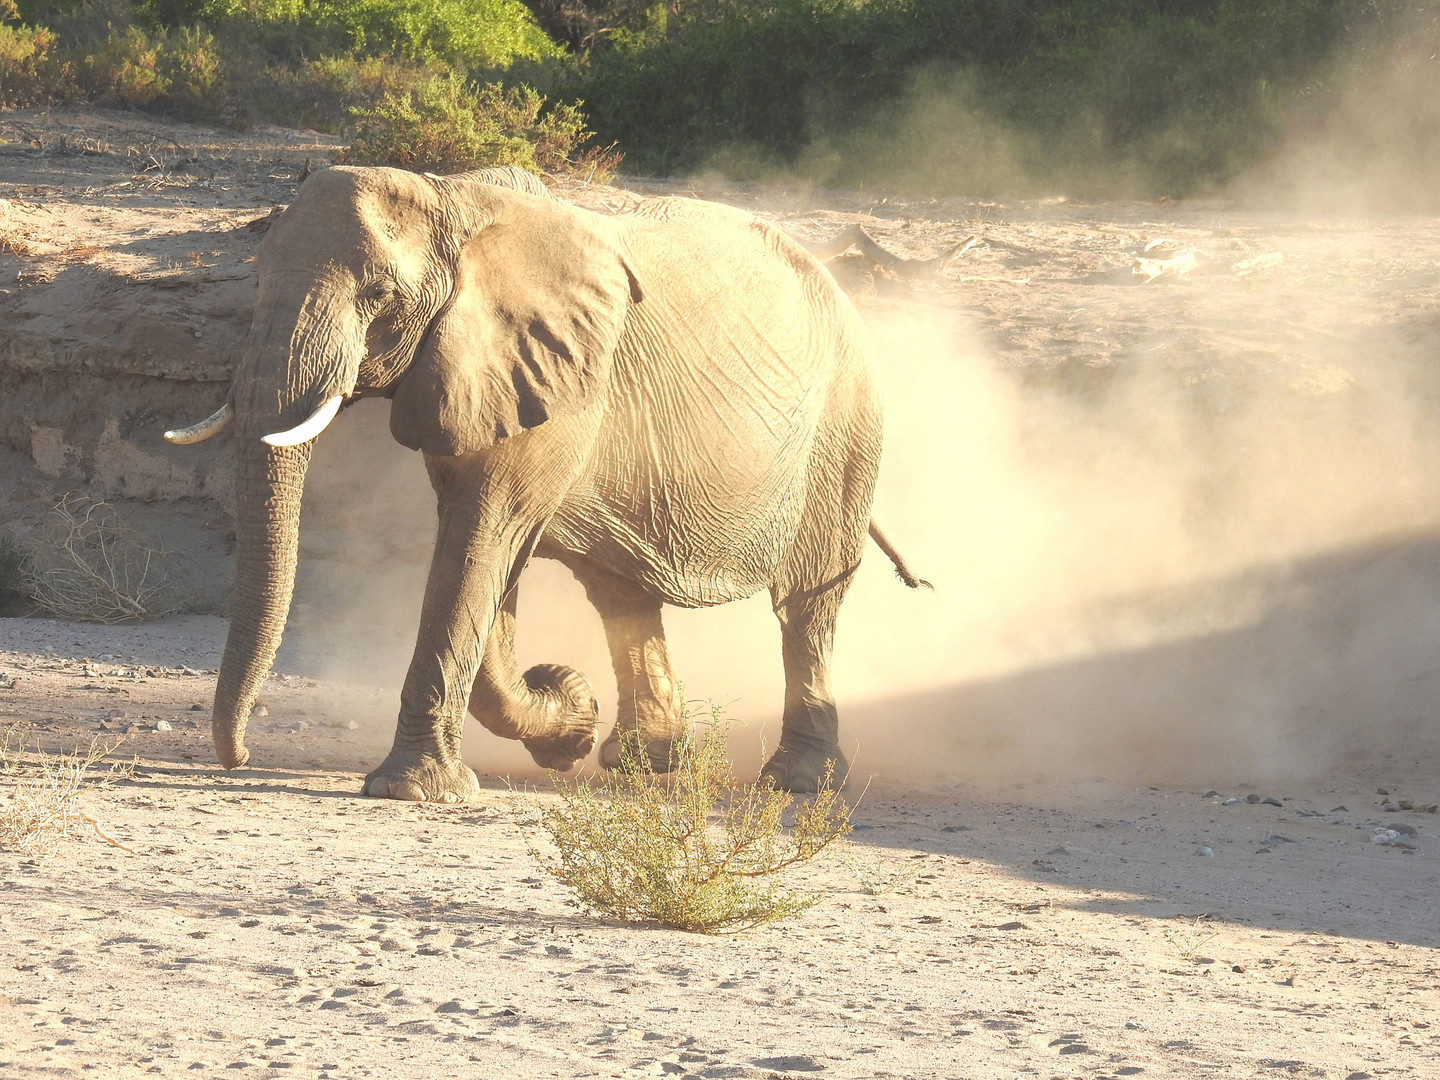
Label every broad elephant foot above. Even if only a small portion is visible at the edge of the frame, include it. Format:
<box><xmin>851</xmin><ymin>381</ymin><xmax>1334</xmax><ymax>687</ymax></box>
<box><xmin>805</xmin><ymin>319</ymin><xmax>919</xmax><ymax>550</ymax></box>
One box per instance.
<box><xmin>362</xmin><ymin>752</ymin><xmax>482</xmax><ymax>803</ymax></box>
<box><xmin>598</xmin><ymin>729</ymin><xmax>680</xmax><ymax>773</ymax></box>
<box><xmin>760</xmin><ymin>743</ymin><xmax>849</xmax><ymax>794</ymax></box>
<box><xmin>519</xmin><ymin>664</ymin><xmax>600</xmax><ymax>771</ymax></box>
<box><xmin>470</xmin><ymin>664</ymin><xmax>600</xmax><ymax>772</ymax></box>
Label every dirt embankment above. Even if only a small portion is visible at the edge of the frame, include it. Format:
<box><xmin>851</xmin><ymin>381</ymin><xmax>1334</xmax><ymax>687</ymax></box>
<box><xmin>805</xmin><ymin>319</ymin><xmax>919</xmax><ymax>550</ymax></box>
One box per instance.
<box><xmin>0</xmin><ymin>109</ymin><xmax>339</xmax><ymax>610</ymax></box>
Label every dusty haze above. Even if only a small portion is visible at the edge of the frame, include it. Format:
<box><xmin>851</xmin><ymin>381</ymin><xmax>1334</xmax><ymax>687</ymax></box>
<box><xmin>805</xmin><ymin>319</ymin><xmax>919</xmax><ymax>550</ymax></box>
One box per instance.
<box><xmin>292</xmin><ymin>212</ymin><xmax>1440</xmax><ymax>791</ymax></box>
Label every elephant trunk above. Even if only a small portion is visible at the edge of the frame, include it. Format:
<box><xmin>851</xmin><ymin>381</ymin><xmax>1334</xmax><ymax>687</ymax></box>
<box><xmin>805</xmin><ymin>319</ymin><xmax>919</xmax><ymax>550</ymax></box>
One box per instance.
<box><xmin>212</xmin><ymin>437</ymin><xmax>314</xmax><ymax>769</ymax></box>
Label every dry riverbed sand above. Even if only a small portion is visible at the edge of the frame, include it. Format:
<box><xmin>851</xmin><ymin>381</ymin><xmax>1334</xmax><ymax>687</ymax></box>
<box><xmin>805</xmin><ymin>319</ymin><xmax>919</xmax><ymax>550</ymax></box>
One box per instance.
<box><xmin>2</xmin><ymin>107</ymin><xmax>1440</xmax><ymax>1078</ymax></box>
<box><xmin>1</xmin><ymin>617</ymin><xmax>1437</xmax><ymax>1079</ymax></box>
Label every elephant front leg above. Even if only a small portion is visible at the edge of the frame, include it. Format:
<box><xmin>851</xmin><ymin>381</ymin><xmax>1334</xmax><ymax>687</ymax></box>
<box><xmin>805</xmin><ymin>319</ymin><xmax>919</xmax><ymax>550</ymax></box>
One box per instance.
<box><xmin>363</xmin><ymin>453</ymin><xmax>571</xmax><ymax>803</ymax></box>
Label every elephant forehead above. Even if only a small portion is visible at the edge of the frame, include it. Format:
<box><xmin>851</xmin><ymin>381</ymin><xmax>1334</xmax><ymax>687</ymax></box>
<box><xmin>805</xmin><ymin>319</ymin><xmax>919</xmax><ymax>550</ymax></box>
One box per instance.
<box><xmin>269</xmin><ymin>170</ymin><xmax>438</xmax><ymax>264</ymax></box>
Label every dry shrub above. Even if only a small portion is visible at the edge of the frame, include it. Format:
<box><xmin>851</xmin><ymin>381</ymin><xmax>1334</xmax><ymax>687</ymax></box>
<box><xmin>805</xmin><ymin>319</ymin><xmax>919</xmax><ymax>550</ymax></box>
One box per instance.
<box><xmin>25</xmin><ymin>494</ymin><xmax>179</xmax><ymax>623</ymax></box>
<box><xmin>0</xmin><ymin>231</ymin><xmax>37</xmax><ymax>256</ymax></box>
<box><xmin>532</xmin><ymin>704</ymin><xmax>851</xmax><ymax>933</ymax></box>
<box><xmin>0</xmin><ymin>726</ymin><xmax>134</xmax><ymax>857</ymax></box>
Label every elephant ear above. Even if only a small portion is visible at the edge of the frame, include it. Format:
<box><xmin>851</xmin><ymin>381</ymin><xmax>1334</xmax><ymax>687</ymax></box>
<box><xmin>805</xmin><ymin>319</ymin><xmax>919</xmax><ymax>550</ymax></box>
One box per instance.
<box><xmin>390</xmin><ymin>198</ymin><xmax>641</xmax><ymax>455</ymax></box>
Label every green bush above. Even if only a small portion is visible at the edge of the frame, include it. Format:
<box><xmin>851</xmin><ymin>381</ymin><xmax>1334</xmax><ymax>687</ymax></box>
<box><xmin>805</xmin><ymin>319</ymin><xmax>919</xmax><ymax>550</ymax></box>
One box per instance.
<box><xmin>0</xmin><ymin>19</ymin><xmax>77</xmax><ymax>105</ymax></box>
<box><xmin>227</xmin><ymin>52</ymin><xmax>440</xmax><ymax>132</ymax></box>
<box><xmin>195</xmin><ymin>0</ymin><xmax>557</xmax><ymax>71</ymax></box>
<box><xmin>77</xmin><ymin>23</ymin><xmax>167</xmax><ymax>104</ymax></box>
<box><xmin>565</xmin><ymin>0</ymin><xmax>1386</xmax><ymax>194</ymax></box>
<box><xmin>531</xmin><ymin>706</ymin><xmax>851</xmax><ymax>933</ymax></box>
<box><xmin>155</xmin><ymin>23</ymin><xmax>222</xmax><ymax>115</ymax></box>
<box><xmin>343</xmin><ymin>74</ymin><xmax>616</xmax><ymax>176</ymax></box>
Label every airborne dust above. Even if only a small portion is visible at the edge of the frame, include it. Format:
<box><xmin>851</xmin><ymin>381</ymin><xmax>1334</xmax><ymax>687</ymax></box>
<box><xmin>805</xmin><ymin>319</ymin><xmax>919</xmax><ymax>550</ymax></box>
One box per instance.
<box><xmin>292</xmin><ymin>28</ymin><xmax>1440</xmax><ymax>790</ymax></box>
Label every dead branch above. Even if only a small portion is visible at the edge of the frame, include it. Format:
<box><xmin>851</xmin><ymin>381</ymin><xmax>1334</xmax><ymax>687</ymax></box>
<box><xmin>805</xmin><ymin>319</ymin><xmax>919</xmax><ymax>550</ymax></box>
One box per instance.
<box><xmin>800</xmin><ymin>225</ymin><xmax>978</xmax><ymax>279</ymax></box>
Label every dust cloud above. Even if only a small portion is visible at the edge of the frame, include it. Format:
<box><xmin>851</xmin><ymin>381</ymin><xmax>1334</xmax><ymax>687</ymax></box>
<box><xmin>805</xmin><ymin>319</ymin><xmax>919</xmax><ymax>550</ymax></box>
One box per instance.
<box><xmin>289</xmin><ymin>29</ymin><xmax>1440</xmax><ymax>787</ymax></box>
<box><xmin>293</xmin><ymin>273</ymin><xmax>1440</xmax><ymax>791</ymax></box>
<box><xmin>1237</xmin><ymin>19</ymin><xmax>1440</xmax><ymax>215</ymax></box>
<box><xmin>834</xmin><ymin>309</ymin><xmax>1440</xmax><ymax>787</ymax></box>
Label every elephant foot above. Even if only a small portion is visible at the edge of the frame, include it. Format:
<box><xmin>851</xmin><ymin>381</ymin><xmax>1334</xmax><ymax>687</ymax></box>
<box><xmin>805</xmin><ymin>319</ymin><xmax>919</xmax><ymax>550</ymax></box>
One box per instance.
<box><xmin>518</xmin><ymin>664</ymin><xmax>600</xmax><ymax>771</ymax></box>
<box><xmin>362</xmin><ymin>752</ymin><xmax>482</xmax><ymax>803</ymax></box>
<box><xmin>598</xmin><ymin>729</ymin><xmax>680</xmax><ymax>774</ymax></box>
<box><xmin>760</xmin><ymin>743</ymin><xmax>849</xmax><ymax>794</ymax></box>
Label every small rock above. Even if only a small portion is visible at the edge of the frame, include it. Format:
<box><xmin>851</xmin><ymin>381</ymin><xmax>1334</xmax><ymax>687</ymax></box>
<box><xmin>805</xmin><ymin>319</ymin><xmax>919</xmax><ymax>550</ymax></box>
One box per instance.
<box><xmin>153</xmin><ymin>720</ymin><xmax>173</xmax><ymax>732</ymax></box>
<box><xmin>1045</xmin><ymin>846</ymin><xmax>1070</xmax><ymax>856</ymax></box>
<box><xmin>1223</xmin><ymin>796</ymin><xmax>1241</xmax><ymax>805</ymax></box>
<box><xmin>1261</xmin><ymin>796</ymin><xmax>1283</xmax><ymax>807</ymax></box>
<box><xmin>251</xmin><ymin>704</ymin><xmax>268</xmax><ymax>717</ymax></box>
<box><xmin>1389</xmin><ymin>823</ymin><xmax>1418</xmax><ymax>837</ymax></box>
<box><xmin>1195</xmin><ymin>845</ymin><xmax>1214</xmax><ymax>857</ymax></box>
<box><xmin>435</xmin><ymin>999</ymin><xmax>479</xmax><ymax>1014</ymax></box>
<box><xmin>940</xmin><ymin>824</ymin><xmax>969</xmax><ymax>833</ymax></box>
<box><xmin>190</xmin><ymin>703</ymin><xmax>205</xmax><ymax>711</ymax></box>
<box><xmin>1203</xmin><ymin>790</ymin><xmax>1219</xmax><ymax>797</ymax></box>
<box><xmin>1232</xmin><ymin>964</ymin><xmax>1245</xmax><ymax>973</ymax></box>
<box><xmin>1371</xmin><ymin>829</ymin><xmax>1414</xmax><ymax>848</ymax></box>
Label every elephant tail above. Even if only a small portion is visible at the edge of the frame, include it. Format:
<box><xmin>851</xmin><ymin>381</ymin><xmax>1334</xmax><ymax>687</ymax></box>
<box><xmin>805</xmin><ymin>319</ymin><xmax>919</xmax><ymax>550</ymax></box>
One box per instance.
<box><xmin>868</xmin><ymin>520</ymin><xmax>933</xmax><ymax>590</ymax></box>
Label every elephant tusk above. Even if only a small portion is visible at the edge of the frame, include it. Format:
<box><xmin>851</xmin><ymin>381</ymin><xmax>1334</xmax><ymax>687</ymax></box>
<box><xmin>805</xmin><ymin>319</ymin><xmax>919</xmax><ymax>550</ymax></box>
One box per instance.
<box><xmin>164</xmin><ymin>403</ymin><xmax>235</xmax><ymax>444</ymax></box>
<box><xmin>261</xmin><ymin>396</ymin><xmax>344</xmax><ymax>447</ymax></box>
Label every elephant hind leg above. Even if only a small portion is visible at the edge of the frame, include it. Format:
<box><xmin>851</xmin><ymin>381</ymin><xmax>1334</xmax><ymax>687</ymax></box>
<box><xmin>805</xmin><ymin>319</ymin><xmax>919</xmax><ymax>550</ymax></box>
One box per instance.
<box><xmin>468</xmin><ymin>585</ymin><xmax>600</xmax><ymax>771</ymax></box>
<box><xmin>572</xmin><ymin>563</ymin><xmax>684</xmax><ymax>773</ymax></box>
<box><xmin>761</xmin><ymin>565</ymin><xmax>857</xmax><ymax>794</ymax></box>
<box><xmin>760</xmin><ymin>403</ymin><xmax>877</xmax><ymax>793</ymax></box>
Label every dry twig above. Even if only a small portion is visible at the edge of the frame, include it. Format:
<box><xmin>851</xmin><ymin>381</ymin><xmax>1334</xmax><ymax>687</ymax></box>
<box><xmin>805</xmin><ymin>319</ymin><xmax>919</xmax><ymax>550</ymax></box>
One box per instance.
<box><xmin>26</xmin><ymin>495</ymin><xmax>179</xmax><ymax>623</ymax></box>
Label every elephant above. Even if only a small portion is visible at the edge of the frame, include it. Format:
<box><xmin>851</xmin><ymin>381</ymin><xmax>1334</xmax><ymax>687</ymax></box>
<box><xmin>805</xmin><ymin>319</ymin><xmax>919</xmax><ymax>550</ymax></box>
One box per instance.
<box><xmin>166</xmin><ymin>164</ymin><xmax>925</xmax><ymax>803</ymax></box>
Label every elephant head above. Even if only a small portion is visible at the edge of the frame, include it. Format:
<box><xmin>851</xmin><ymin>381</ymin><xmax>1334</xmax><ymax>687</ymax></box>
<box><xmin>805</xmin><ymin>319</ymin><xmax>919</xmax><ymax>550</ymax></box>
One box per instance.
<box><xmin>170</xmin><ymin>166</ymin><xmax>641</xmax><ymax>770</ymax></box>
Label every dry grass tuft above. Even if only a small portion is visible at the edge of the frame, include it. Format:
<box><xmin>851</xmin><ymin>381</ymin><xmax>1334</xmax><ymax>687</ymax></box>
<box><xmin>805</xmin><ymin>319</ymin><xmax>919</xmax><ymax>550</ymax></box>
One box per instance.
<box><xmin>0</xmin><ymin>725</ymin><xmax>135</xmax><ymax>857</ymax></box>
<box><xmin>25</xmin><ymin>494</ymin><xmax>180</xmax><ymax>622</ymax></box>
<box><xmin>1162</xmin><ymin>913</ymin><xmax>1220</xmax><ymax>961</ymax></box>
<box><xmin>0</xmin><ymin>230</ymin><xmax>36</xmax><ymax>257</ymax></box>
<box><xmin>530</xmin><ymin>703</ymin><xmax>851</xmax><ymax>933</ymax></box>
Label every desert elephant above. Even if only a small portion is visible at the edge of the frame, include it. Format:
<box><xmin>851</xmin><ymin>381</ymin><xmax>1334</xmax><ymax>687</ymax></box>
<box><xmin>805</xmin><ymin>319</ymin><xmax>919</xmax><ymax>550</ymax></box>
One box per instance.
<box><xmin>166</xmin><ymin>164</ymin><xmax>923</xmax><ymax>802</ymax></box>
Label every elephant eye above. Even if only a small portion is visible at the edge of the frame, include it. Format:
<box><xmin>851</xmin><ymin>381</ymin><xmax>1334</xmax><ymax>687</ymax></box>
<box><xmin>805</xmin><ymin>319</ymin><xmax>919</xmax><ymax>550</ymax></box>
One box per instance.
<box><xmin>361</xmin><ymin>279</ymin><xmax>400</xmax><ymax>305</ymax></box>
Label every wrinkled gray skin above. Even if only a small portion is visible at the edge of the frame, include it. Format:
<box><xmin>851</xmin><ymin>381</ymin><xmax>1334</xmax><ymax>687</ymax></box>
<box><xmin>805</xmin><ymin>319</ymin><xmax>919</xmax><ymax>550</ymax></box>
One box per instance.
<box><xmin>212</xmin><ymin>164</ymin><xmax>884</xmax><ymax>802</ymax></box>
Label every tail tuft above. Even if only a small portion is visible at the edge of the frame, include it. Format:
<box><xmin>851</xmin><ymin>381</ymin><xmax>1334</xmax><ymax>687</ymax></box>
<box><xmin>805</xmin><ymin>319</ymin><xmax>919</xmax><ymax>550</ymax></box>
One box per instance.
<box><xmin>868</xmin><ymin>520</ymin><xmax>933</xmax><ymax>591</ymax></box>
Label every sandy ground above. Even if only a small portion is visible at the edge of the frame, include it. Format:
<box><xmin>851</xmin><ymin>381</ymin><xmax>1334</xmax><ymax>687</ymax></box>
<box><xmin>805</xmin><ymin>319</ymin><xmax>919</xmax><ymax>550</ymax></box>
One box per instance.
<box><xmin>3</xmin><ymin>107</ymin><xmax>1440</xmax><ymax>1077</ymax></box>
<box><xmin>1</xmin><ymin>617</ymin><xmax>1437</xmax><ymax>1079</ymax></box>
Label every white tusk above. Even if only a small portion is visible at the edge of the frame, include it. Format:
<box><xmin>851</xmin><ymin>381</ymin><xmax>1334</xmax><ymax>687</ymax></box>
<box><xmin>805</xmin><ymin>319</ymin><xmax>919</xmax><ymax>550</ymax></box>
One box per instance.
<box><xmin>164</xmin><ymin>402</ymin><xmax>234</xmax><ymax>444</ymax></box>
<box><xmin>261</xmin><ymin>396</ymin><xmax>344</xmax><ymax>447</ymax></box>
